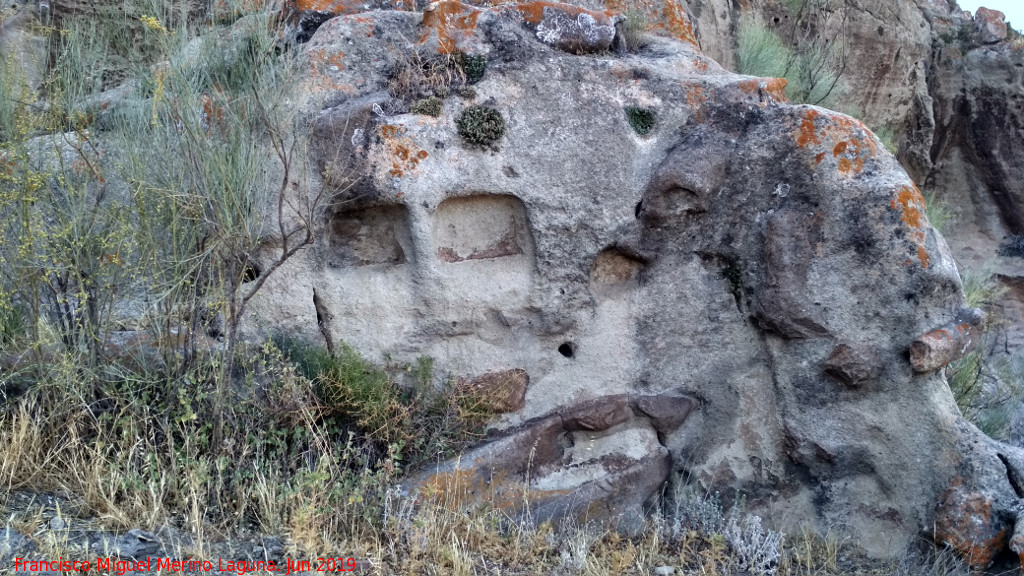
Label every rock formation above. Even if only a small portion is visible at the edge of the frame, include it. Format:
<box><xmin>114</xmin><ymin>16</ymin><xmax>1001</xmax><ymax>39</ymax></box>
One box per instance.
<box><xmin>232</xmin><ymin>0</ymin><xmax>1024</xmax><ymax>564</ymax></box>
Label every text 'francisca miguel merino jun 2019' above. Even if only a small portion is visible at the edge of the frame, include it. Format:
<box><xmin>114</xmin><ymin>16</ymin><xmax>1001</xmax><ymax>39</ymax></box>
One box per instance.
<box><xmin>11</xmin><ymin>557</ymin><xmax>365</xmax><ymax>574</ymax></box>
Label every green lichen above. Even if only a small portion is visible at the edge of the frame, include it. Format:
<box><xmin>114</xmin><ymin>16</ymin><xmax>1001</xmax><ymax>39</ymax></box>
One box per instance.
<box><xmin>458</xmin><ymin>105</ymin><xmax>505</xmax><ymax>147</ymax></box>
<box><xmin>458</xmin><ymin>53</ymin><xmax>487</xmax><ymax>84</ymax></box>
<box><xmin>411</xmin><ymin>96</ymin><xmax>443</xmax><ymax>117</ymax></box>
<box><xmin>457</xmin><ymin>86</ymin><xmax>477</xmax><ymax>100</ymax></box>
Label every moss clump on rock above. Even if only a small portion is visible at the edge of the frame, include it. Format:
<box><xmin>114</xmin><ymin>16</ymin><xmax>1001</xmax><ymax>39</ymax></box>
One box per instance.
<box><xmin>458</xmin><ymin>105</ymin><xmax>505</xmax><ymax>146</ymax></box>
<box><xmin>458</xmin><ymin>53</ymin><xmax>487</xmax><ymax>84</ymax></box>
<box><xmin>411</xmin><ymin>96</ymin><xmax>443</xmax><ymax>117</ymax></box>
<box><xmin>625</xmin><ymin>106</ymin><xmax>656</xmax><ymax>135</ymax></box>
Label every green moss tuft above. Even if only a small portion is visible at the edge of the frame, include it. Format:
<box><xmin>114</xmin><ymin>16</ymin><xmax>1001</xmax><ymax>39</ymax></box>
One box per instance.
<box><xmin>625</xmin><ymin>106</ymin><xmax>656</xmax><ymax>135</ymax></box>
<box><xmin>411</xmin><ymin>96</ymin><xmax>443</xmax><ymax>117</ymax></box>
<box><xmin>458</xmin><ymin>53</ymin><xmax>487</xmax><ymax>84</ymax></box>
<box><xmin>458</xmin><ymin>105</ymin><xmax>505</xmax><ymax>146</ymax></box>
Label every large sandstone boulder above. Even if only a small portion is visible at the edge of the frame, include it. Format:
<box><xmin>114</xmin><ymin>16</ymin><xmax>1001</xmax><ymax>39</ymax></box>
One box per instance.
<box><xmin>243</xmin><ymin>0</ymin><xmax>1024</xmax><ymax>563</ymax></box>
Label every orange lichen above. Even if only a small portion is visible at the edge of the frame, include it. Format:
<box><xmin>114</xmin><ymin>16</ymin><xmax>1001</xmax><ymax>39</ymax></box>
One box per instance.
<box><xmin>684</xmin><ymin>83</ymin><xmax>708</xmax><ymax>122</ymax></box>
<box><xmin>295</xmin><ymin>0</ymin><xmax>366</xmax><ymax>14</ymax></box>
<box><xmin>508</xmin><ymin>1</ymin><xmax>615</xmax><ymax>25</ymax></box>
<box><xmin>737</xmin><ymin>77</ymin><xmax>788</xmax><ymax>104</ymax></box>
<box><xmin>796</xmin><ymin>110</ymin><xmax>878</xmax><ymax>178</ymax></box>
<box><xmin>889</xmin><ymin>184</ymin><xmax>930</xmax><ymax>268</ymax></box>
<box><xmin>309</xmin><ymin>48</ymin><xmax>353</xmax><ymax>92</ymax></box>
<box><xmin>692</xmin><ymin>58</ymin><xmax>709</xmax><ymax>72</ymax></box>
<box><xmin>421</xmin><ymin>0</ymin><xmax>482</xmax><ymax>53</ymax></box>
<box><xmin>935</xmin><ymin>485</ymin><xmax>1008</xmax><ymax>569</ymax></box>
<box><xmin>797</xmin><ymin>109</ymin><xmax>821</xmax><ymax>148</ymax></box>
<box><xmin>379</xmin><ymin>124</ymin><xmax>429</xmax><ymax>182</ymax></box>
<box><xmin>661</xmin><ymin>0</ymin><xmax>697</xmax><ymax>46</ymax></box>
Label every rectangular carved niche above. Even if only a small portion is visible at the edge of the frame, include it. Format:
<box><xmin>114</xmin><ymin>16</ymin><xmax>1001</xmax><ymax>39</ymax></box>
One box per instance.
<box><xmin>432</xmin><ymin>195</ymin><xmax>534</xmax><ymax>264</ymax></box>
<box><xmin>325</xmin><ymin>205</ymin><xmax>411</xmax><ymax>267</ymax></box>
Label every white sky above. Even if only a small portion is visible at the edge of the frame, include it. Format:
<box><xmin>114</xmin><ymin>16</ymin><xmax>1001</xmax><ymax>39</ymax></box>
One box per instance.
<box><xmin>957</xmin><ymin>0</ymin><xmax>1023</xmax><ymax>30</ymax></box>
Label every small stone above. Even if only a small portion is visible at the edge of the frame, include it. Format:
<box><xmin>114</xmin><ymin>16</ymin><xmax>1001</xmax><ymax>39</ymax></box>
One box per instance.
<box><xmin>823</xmin><ymin>343</ymin><xmax>882</xmax><ymax>387</ymax></box>
<box><xmin>654</xmin><ymin>566</ymin><xmax>676</xmax><ymax>576</ymax></box>
<box><xmin>456</xmin><ymin>369</ymin><xmax>530</xmax><ymax>413</ymax></box>
<box><xmin>48</xmin><ymin>516</ymin><xmax>66</xmax><ymax>531</ymax></box>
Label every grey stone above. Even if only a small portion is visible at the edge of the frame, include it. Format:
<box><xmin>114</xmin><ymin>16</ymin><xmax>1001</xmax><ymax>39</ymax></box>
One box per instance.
<box><xmin>241</xmin><ymin>4</ymin><xmax>1008</xmax><ymax>558</ymax></box>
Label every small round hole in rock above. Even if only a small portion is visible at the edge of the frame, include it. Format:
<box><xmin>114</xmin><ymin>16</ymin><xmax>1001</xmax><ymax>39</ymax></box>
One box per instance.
<box><xmin>558</xmin><ymin>342</ymin><xmax>575</xmax><ymax>358</ymax></box>
<box><xmin>242</xmin><ymin>262</ymin><xmax>261</xmax><ymax>283</ymax></box>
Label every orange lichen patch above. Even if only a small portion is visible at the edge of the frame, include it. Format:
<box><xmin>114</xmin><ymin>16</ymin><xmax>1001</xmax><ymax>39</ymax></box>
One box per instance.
<box><xmin>797</xmin><ymin>109</ymin><xmax>821</xmax><ymax>148</ymax></box>
<box><xmin>935</xmin><ymin>483</ymin><xmax>1009</xmax><ymax>569</ymax></box>
<box><xmin>661</xmin><ymin>0</ymin><xmax>697</xmax><ymax>46</ymax></box>
<box><xmin>294</xmin><ymin>0</ymin><xmax>368</xmax><ymax>13</ymax></box>
<box><xmin>378</xmin><ymin>124</ymin><xmax>429</xmax><ymax>181</ymax></box>
<box><xmin>890</xmin><ymin>184</ymin><xmax>926</xmax><ymax>229</ymax></box>
<box><xmin>889</xmin><ymin>184</ymin><xmax>930</xmax><ymax>268</ymax></box>
<box><xmin>350</xmin><ymin>15</ymin><xmax>375</xmax><ymax>35</ymax></box>
<box><xmin>421</xmin><ymin>0</ymin><xmax>482</xmax><ymax>53</ymax></box>
<box><xmin>508</xmin><ymin>1</ymin><xmax>615</xmax><ymax>24</ymax></box>
<box><xmin>737</xmin><ymin>77</ymin><xmax>789</xmax><ymax>105</ymax></box>
<box><xmin>308</xmin><ymin>48</ymin><xmax>353</xmax><ymax>92</ymax></box>
<box><xmin>796</xmin><ymin>110</ymin><xmax>878</xmax><ymax>178</ymax></box>
<box><xmin>683</xmin><ymin>83</ymin><xmax>708</xmax><ymax>122</ymax></box>
<box><xmin>918</xmin><ymin>245</ymin><xmax>931</xmax><ymax>269</ymax></box>
<box><xmin>692</xmin><ymin>58</ymin><xmax>709</xmax><ymax>72</ymax></box>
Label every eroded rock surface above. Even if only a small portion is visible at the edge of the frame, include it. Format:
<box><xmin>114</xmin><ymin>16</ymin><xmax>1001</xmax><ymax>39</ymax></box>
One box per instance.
<box><xmin>240</xmin><ymin>0</ymin><xmax>1024</xmax><ymax>561</ymax></box>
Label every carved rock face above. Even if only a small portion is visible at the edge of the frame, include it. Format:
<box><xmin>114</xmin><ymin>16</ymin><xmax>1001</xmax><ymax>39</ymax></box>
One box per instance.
<box><xmin>246</xmin><ymin>2</ymin><xmax>1024</xmax><ymax>560</ymax></box>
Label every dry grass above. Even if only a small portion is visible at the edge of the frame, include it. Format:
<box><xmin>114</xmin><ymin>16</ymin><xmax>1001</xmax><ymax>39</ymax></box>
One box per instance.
<box><xmin>0</xmin><ymin>384</ymin><xmax>977</xmax><ymax>576</ymax></box>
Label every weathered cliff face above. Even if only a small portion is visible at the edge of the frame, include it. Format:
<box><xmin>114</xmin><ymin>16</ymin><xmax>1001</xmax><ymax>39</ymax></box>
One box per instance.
<box><xmin>676</xmin><ymin>0</ymin><xmax>1024</xmax><ymax>356</ymax></box>
<box><xmin>918</xmin><ymin>6</ymin><xmax>1024</xmax><ymax>351</ymax></box>
<box><xmin>686</xmin><ymin>0</ymin><xmax>934</xmax><ymax>142</ymax></box>
<box><xmin>237</xmin><ymin>1</ymin><xmax>1024</xmax><ymax>562</ymax></box>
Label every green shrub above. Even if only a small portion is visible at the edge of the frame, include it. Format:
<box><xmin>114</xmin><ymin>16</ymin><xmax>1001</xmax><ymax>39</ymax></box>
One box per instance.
<box><xmin>458</xmin><ymin>53</ymin><xmax>487</xmax><ymax>84</ymax></box>
<box><xmin>411</xmin><ymin>96</ymin><xmax>443</xmax><ymax>117</ymax></box>
<box><xmin>735</xmin><ymin>13</ymin><xmax>847</xmax><ymax>106</ymax></box>
<box><xmin>276</xmin><ymin>338</ymin><xmax>493</xmax><ymax>468</ymax></box>
<box><xmin>923</xmin><ymin>191</ymin><xmax>952</xmax><ymax>234</ymax></box>
<box><xmin>735</xmin><ymin>16</ymin><xmax>789</xmax><ymax>80</ymax></box>
<box><xmin>872</xmin><ymin>126</ymin><xmax>900</xmax><ymax>156</ymax></box>
<box><xmin>625</xmin><ymin>106</ymin><xmax>656</xmax><ymax>135</ymax></box>
<box><xmin>457</xmin><ymin>105</ymin><xmax>505</xmax><ymax>146</ymax></box>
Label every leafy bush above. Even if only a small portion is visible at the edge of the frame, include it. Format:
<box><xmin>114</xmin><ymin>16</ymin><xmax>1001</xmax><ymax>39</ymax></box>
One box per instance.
<box><xmin>625</xmin><ymin>106</ymin><xmax>656</xmax><ymax>135</ymax></box>
<box><xmin>457</xmin><ymin>105</ymin><xmax>505</xmax><ymax>146</ymax></box>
